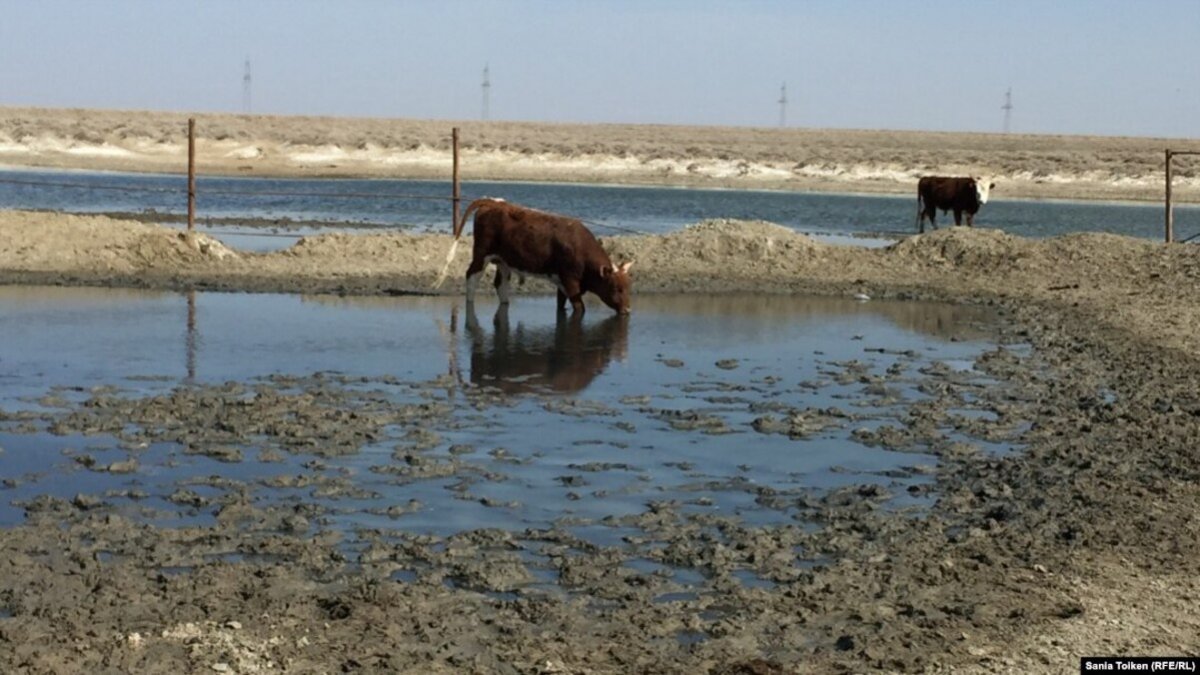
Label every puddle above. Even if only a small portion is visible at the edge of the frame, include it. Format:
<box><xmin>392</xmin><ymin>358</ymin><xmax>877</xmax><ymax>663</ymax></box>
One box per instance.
<box><xmin>390</xmin><ymin>568</ymin><xmax>419</xmax><ymax>583</ymax></box>
<box><xmin>732</xmin><ymin>569</ymin><xmax>777</xmax><ymax>590</ymax></box>
<box><xmin>655</xmin><ymin>591</ymin><xmax>700</xmax><ymax>604</ymax></box>
<box><xmin>0</xmin><ymin>287</ymin><xmax>1026</xmax><ymax>552</ymax></box>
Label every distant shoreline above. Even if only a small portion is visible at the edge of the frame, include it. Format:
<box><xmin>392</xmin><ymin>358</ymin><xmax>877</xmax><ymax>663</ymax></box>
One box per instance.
<box><xmin>5</xmin><ymin>162</ymin><xmax>1196</xmax><ymax>213</ymax></box>
<box><xmin>1</xmin><ymin>105</ymin><xmax>1198</xmax><ymax>204</ymax></box>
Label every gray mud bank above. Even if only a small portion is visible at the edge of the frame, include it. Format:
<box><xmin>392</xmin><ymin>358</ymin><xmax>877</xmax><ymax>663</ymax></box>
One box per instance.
<box><xmin>1</xmin><ymin>289</ymin><xmax>1197</xmax><ymax>674</ymax></box>
<box><xmin>3</xmin><ymin>216</ymin><xmax>1200</xmax><ymax>672</ymax></box>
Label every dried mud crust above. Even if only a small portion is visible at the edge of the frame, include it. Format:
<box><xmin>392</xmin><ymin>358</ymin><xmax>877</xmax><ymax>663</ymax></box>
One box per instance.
<box><xmin>3</xmin><ymin>213</ymin><xmax>1200</xmax><ymax>672</ymax></box>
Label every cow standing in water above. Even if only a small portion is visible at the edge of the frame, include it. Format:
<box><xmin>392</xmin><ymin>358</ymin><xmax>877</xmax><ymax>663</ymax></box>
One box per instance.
<box><xmin>915</xmin><ymin>176</ymin><xmax>996</xmax><ymax>232</ymax></box>
<box><xmin>437</xmin><ymin>198</ymin><xmax>633</xmax><ymax>315</ymax></box>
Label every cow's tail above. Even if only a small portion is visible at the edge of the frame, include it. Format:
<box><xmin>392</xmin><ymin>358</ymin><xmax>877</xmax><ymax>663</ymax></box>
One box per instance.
<box><xmin>914</xmin><ymin>191</ymin><xmax>925</xmax><ymax>234</ymax></box>
<box><xmin>433</xmin><ymin>197</ymin><xmax>499</xmax><ymax>289</ymax></box>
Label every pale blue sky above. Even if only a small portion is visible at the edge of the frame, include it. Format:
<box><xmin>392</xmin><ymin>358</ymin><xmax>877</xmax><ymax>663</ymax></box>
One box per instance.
<box><xmin>1</xmin><ymin>0</ymin><xmax>1197</xmax><ymax>137</ymax></box>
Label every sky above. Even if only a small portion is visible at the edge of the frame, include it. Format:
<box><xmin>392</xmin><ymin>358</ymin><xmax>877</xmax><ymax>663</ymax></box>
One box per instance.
<box><xmin>1</xmin><ymin>0</ymin><xmax>1197</xmax><ymax>138</ymax></box>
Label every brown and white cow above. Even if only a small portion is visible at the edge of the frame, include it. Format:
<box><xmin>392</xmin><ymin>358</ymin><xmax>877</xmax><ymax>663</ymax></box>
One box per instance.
<box><xmin>915</xmin><ymin>176</ymin><xmax>996</xmax><ymax>232</ymax></box>
<box><xmin>438</xmin><ymin>198</ymin><xmax>633</xmax><ymax>315</ymax></box>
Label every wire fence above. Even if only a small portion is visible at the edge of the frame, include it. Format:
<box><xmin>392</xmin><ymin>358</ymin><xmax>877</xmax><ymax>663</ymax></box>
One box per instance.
<box><xmin>0</xmin><ymin>122</ymin><xmax>669</xmax><ymax>237</ymax></box>
<box><xmin>0</xmin><ymin>169</ymin><xmax>654</xmax><ymax>236</ymax></box>
<box><xmin>0</xmin><ymin>176</ymin><xmax>460</xmax><ymax>202</ymax></box>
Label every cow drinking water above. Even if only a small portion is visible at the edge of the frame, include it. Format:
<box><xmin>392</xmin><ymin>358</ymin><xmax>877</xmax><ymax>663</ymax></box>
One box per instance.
<box><xmin>915</xmin><ymin>176</ymin><xmax>995</xmax><ymax>233</ymax></box>
<box><xmin>437</xmin><ymin>198</ymin><xmax>633</xmax><ymax>315</ymax></box>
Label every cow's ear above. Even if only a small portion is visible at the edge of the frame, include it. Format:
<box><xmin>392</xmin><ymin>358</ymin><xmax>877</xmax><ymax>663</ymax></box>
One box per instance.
<box><xmin>618</xmin><ymin>261</ymin><xmax>633</xmax><ymax>274</ymax></box>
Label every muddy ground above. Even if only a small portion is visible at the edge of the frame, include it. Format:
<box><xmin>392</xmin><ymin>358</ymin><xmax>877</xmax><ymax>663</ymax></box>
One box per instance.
<box><xmin>3</xmin><ymin>210</ymin><xmax>1200</xmax><ymax>673</ymax></box>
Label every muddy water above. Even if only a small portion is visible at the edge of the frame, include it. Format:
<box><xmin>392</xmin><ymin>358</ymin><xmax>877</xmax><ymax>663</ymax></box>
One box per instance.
<box><xmin>0</xmin><ymin>287</ymin><xmax>1023</xmax><ymax>566</ymax></box>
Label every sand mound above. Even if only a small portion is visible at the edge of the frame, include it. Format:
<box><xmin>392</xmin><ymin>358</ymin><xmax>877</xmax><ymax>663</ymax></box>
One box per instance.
<box><xmin>1038</xmin><ymin>231</ymin><xmax>1160</xmax><ymax>272</ymax></box>
<box><xmin>889</xmin><ymin>227</ymin><xmax>1034</xmax><ymax>273</ymax></box>
<box><xmin>284</xmin><ymin>231</ymin><xmax>453</xmax><ymax>265</ymax></box>
<box><xmin>0</xmin><ymin>211</ymin><xmax>236</xmax><ymax>274</ymax></box>
<box><xmin>605</xmin><ymin>218</ymin><xmax>824</xmax><ymax>273</ymax></box>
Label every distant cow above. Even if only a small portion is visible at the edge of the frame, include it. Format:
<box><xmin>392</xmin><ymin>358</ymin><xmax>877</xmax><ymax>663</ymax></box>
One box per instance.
<box><xmin>438</xmin><ymin>198</ymin><xmax>633</xmax><ymax>315</ymax></box>
<box><xmin>915</xmin><ymin>176</ymin><xmax>995</xmax><ymax>232</ymax></box>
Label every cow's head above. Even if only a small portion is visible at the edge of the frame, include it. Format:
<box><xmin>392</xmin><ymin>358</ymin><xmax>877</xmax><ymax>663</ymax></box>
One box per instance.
<box><xmin>597</xmin><ymin>261</ymin><xmax>633</xmax><ymax>315</ymax></box>
<box><xmin>973</xmin><ymin>177</ymin><xmax>996</xmax><ymax>205</ymax></box>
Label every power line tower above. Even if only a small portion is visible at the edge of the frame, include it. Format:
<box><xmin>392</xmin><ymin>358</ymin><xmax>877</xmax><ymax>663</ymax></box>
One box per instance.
<box><xmin>778</xmin><ymin>82</ymin><xmax>788</xmax><ymax>128</ymax></box>
<box><xmin>481</xmin><ymin>64</ymin><xmax>491</xmax><ymax>121</ymax></box>
<box><xmin>1001</xmin><ymin>87</ymin><xmax>1013</xmax><ymax>134</ymax></box>
<box><xmin>242</xmin><ymin>58</ymin><xmax>252</xmax><ymax>114</ymax></box>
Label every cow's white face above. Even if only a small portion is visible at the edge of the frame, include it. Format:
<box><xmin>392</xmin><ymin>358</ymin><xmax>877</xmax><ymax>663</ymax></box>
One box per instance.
<box><xmin>974</xmin><ymin>177</ymin><xmax>995</xmax><ymax>205</ymax></box>
<box><xmin>598</xmin><ymin>261</ymin><xmax>634</xmax><ymax>315</ymax></box>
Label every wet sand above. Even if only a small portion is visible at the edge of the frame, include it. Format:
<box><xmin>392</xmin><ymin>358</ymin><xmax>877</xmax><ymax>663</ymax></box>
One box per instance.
<box><xmin>1</xmin><ymin>210</ymin><xmax>1200</xmax><ymax>672</ymax></box>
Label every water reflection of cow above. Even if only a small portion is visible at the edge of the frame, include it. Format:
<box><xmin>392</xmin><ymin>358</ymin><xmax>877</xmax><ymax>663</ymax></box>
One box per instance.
<box><xmin>461</xmin><ymin>305</ymin><xmax>629</xmax><ymax>395</ymax></box>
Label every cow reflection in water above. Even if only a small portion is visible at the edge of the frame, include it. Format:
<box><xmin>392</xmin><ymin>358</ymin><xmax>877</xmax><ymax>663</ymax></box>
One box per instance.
<box><xmin>463</xmin><ymin>305</ymin><xmax>629</xmax><ymax>395</ymax></box>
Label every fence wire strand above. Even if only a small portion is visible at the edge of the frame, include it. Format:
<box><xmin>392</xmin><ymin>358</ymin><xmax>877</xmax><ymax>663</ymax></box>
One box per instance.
<box><xmin>0</xmin><ymin>174</ymin><xmax>656</xmax><ymax>235</ymax></box>
<box><xmin>0</xmin><ymin>176</ymin><xmax>457</xmax><ymax>202</ymax></box>
<box><xmin>0</xmin><ymin>177</ymin><xmax>182</xmax><ymax>194</ymax></box>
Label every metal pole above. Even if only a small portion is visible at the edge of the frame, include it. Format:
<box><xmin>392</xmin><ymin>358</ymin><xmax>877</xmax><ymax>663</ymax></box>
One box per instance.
<box><xmin>188</xmin><ymin>118</ymin><xmax>196</xmax><ymax>235</ymax></box>
<box><xmin>1166</xmin><ymin>149</ymin><xmax>1173</xmax><ymax>243</ymax></box>
<box><xmin>186</xmin><ymin>290</ymin><xmax>197</xmax><ymax>381</ymax></box>
<box><xmin>452</xmin><ymin>127</ymin><xmax>461</xmax><ymax>231</ymax></box>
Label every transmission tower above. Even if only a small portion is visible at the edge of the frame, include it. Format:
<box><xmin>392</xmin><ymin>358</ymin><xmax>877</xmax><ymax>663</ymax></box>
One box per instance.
<box><xmin>1001</xmin><ymin>87</ymin><xmax>1013</xmax><ymax>134</ymax></box>
<box><xmin>481</xmin><ymin>64</ymin><xmax>491</xmax><ymax>121</ymax></box>
<box><xmin>242</xmin><ymin>58</ymin><xmax>252</xmax><ymax>114</ymax></box>
<box><xmin>778</xmin><ymin>82</ymin><xmax>788</xmax><ymax>128</ymax></box>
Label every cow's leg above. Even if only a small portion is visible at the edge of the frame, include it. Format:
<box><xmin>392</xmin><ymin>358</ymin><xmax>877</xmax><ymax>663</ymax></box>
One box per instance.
<box><xmin>494</xmin><ymin>262</ymin><xmax>513</xmax><ymax>305</ymax></box>
<box><xmin>953</xmin><ymin>209</ymin><xmax>963</xmax><ymax>226</ymax></box>
<box><xmin>561</xmin><ymin>278</ymin><xmax>586</xmax><ymax>315</ymax></box>
<box><xmin>492</xmin><ymin>302</ymin><xmax>510</xmax><ymax>334</ymax></box>
<box><xmin>554</xmin><ymin>275</ymin><xmax>570</xmax><ymax>314</ymax></box>
<box><xmin>966</xmin><ymin>212</ymin><xmax>975</xmax><ymax>228</ymax></box>
<box><xmin>464</xmin><ymin>257</ymin><xmax>487</xmax><ymax>305</ymax></box>
<box><xmin>464</xmin><ymin>301</ymin><xmax>483</xmax><ymax>343</ymax></box>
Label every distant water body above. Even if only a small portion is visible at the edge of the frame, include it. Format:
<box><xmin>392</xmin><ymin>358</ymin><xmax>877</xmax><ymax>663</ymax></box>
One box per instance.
<box><xmin>1</xmin><ymin>168</ymin><xmax>1197</xmax><ymax>249</ymax></box>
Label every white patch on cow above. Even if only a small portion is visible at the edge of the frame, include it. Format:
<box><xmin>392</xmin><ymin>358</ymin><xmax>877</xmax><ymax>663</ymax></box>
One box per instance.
<box><xmin>467</xmin><ymin>255</ymin><xmax>506</xmax><ymax>303</ymax></box>
<box><xmin>974</xmin><ymin>177</ymin><xmax>992</xmax><ymax>205</ymax></box>
<box><xmin>465</xmin><ymin>268</ymin><xmax>484</xmax><ymax>304</ymax></box>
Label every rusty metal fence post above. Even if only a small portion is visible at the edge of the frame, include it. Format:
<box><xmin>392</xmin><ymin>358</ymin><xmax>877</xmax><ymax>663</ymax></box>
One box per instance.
<box><xmin>188</xmin><ymin>118</ymin><xmax>196</xmax><ymax>235</ymax></box>
<box><xmin>1166</xmin><ymin>149</ymin><xmax>1174</xmax><ymax>243</ymax></box>
<box><xmin>452</xmin><ymin>127</ymin><xmax>461</xmax><ymax>232</ymax></box>
<box><xmin>1165</xmin><ymin>149</ymin><xmax>1200</xmax><ymax>244</ymax></box>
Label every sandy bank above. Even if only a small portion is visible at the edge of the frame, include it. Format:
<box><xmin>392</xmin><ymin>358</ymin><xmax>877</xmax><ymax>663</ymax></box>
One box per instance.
<box><xmin>2</xmin><ymin>106</ymin><xmax>1199</xmax><ymax>203</ymax></box>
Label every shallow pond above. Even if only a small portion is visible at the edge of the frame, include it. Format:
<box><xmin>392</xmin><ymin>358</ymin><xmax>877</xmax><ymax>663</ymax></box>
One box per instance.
<box><xmin>0</xmin><ymin>287</ymin><xmax>1026</xmax><ymax>551</ymax></box>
